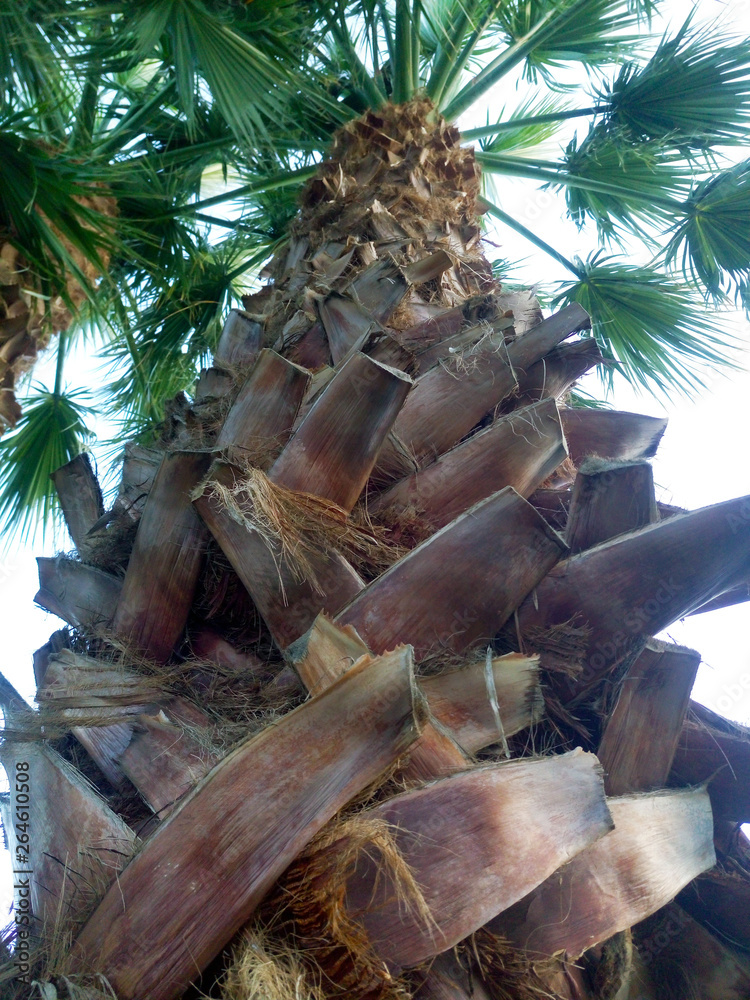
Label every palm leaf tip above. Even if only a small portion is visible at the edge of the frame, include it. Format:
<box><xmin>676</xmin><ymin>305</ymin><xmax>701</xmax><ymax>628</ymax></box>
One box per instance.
<box><xmin>600</xmin><ymin>18</ymin><xmax>750</xmax><ymax>150</ymax></box>
<box><xmin>665</xmin><ymin>161</ymin><xmax>750</xmax><ymax>300</ymax></box>
<box><xmin>0</xmin><ymin>388</ymin><xmax>95</xmax><ymax>546</ymax></box>
<box><xmin>555</xmin><ymin>255</ymin><xmax>742</xmax><ymax>397</ymax></box>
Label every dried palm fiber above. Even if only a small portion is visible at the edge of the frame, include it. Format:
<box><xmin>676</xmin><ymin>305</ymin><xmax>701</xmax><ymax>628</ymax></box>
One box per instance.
<box><xmin>220</xmin><ymin>921</ymin><xmax>326</xmax><ymax>1000</ymax></box>
<box><xmin>489</xmin><ymin>786</ymin><xmax>715</xmax><ymax>961</ymax></box>
<box><xmin>196</xmin><ymin>464</ymin><xmax>396</xmax><ymax>597</ymax></box>
<box><xmin>277</xmin><ymin>749</ymin><xmax>611</xmax><ymax>996</ymax></box>
<box><xmin>468</xmin><ymin>928</ymin><xmax>588</xmax><ymax>1000</ymax></box>
<box><xmin>275</xmin><ymin>814</ymin><xmax>436</xmax><ymax>1000</ymax></box>
<box><xmin>0</xmin><ymin>191</ymin><xmax>116</xmax><ymax>432</ymax></box>
<box><xmin>28</xmin><ymin>647</ymin><xmax>220</xmax><ymax>815</ymax></box>
<box><xmin>70</xmin><ymin>647</ymin><xmax>423</xmax><ymax>1000</ymax></box>
<box><xmin>195</xmin><ymin>467</ymin><xmax>364</xmax><ymax>648</ymax></box>
<box><xmin>30</xmin><ymin>623</ymin><xmax>303</xmax><ymax>798</ymax></box>
<box><xmin>195</xmin><ymin>349</ymin><xmax>413</xmax><ymax>648</ymax></box>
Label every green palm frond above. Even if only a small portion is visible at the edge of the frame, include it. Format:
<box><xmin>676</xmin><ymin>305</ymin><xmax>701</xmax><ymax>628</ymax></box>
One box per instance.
<box><xmin>493</xmin><ymin>0</ymin><xmax>641</xmax><ymax>84</ymax></box>
<box><xmin>561</xmin><ymin>127</ymin><xmax>691</xmax><ymax>239</ymax></box>
<box><xmin>0</xmin><ymin>387</ymin><xmax>94</xmax><ymax>544</ymax></box>
<box><xmin>442</xmin><ymin>0</ymin><xmax>648</xmax><ymax>121</ymax></box>
<box><xmin>103</xmin><ymin>234</ymin><xmax>253</xmax><ymax>435</ymax></box>
<box><xmin>478</xmin><ymin>94</ymin><xmax>572</xmax><ymax>154</ymax></box>
<box><xmin>664</xmin><ymin>160</ymin><xmax>750</xmax><ymax>299</ymax></box>
<box><xmin>599</xmin><ymin>18</ymin><xmax>750</xmax><ymax>152</ymax></box>
<box><xmin>555</xmin><ymin>254</ymin><xmax>741</xmax><ymax>395</ymax></box>
<box><xmin>0</xmin><ymin>119</ymin><xmax>115</xmax><ymax>302</ymax></box>
<box><xmin>0</xmin><ymin>1</ymin><xmax>78</xmax><ymax>134</ymax></box>
<box><xmin>102</xmin><ymin>0</ymin><xmax>308</xmax><ymax>146</ymax></box>
<box><xmin>419</xmin><ymin>0</ymin><xmax>468</xmax><ymax>63</ymax></box>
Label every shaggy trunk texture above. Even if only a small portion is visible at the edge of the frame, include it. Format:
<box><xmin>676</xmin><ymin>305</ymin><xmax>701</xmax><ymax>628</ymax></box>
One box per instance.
<box><xmin>4</xmin><ymin>101</ymin><xmax>750</xmax><ymax>1000</ymax></box>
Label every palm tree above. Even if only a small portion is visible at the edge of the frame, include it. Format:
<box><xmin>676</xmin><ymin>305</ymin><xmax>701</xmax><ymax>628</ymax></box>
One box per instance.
<box><xmin>2</xmin><ymin>0</ymin><xmax>750</xmax><ymax>536</ymax></box>
<box><xmin>2</xmin><ymin>2</ymin><xmax>750</xmax><ymax>998</ymax></box>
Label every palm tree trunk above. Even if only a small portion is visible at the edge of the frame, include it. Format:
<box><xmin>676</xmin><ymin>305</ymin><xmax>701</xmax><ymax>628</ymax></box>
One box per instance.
<box><xmin>9</xmin><ymin>97</ymin><xmax>750</xmax><ymax>1000</ymax></box>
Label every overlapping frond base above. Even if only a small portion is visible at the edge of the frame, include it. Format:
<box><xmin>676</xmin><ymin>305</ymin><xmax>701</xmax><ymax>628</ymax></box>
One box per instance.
<box><xmin>4</xmin><ymin>102</ymin><xmax>750</xmax><ymax>1000</ymax></box>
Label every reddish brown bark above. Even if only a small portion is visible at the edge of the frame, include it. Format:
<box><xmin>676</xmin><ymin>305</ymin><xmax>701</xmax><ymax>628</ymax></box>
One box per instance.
<box><xmin>385</xmin><ymin>303</ymin><xmax>590</xmax><ymax>467</ymax></box>
<box><xmin>51</xmin><ymin>453</ymin><xmax>104</xmax><ymax>559</ymax></box>
<box><xmin>491</xmin><ymin>787</ymin><xmax>715</xmax><ymax>961</ymax></box>
<box><xmin>0</xmin><ymin>742</ymin><xmax>136</xmax><ymax>931</ymax></box>
<box><xmin>598</xmin><ymin>638</ymin><xmax>700</xmax><ymax>795</ymax></box>
<box><xmin>216</xmin><ymin>349</ymin><xmax>311</xmax><ymax>458</ymax></box>
<box><xmin>517</xmin><ymin>494</ymin><xmax>750</xmax><ymax>701</ymax></box>
<box><xmin>214</xmin><ymin>308</ymin><xmax>262</xmax><ymax>368</ymax></box>
<box><xmin>559</xmin><ymin>408</ymin><xmax>668</xmax><ymax>466</ymax></box>
<box><xmin>371</xmin><ymin>398</ymin><xmax>566</xmax><ymax>528</ymax></box>
<box><xmin>270</xmin><ymin>352</ymin><xmax>412</xmax><ymax>511</ymax></box>
<box><xmin>194</xmin><ymin>462</ymin><xmax>364</xmax><ymax>648</ymax></box>
<box><xmin>113</xmin><ymin>451</ymin><xmax>212</xmax><ymax>663</ymax></box>
<box><xmin>72</xmin><ymin>650</ymin><xmax>421</xmax><ymax>1000</ymax></box>
<box><xmin>510</xmin><ymin>338</ymin><xmax>604</xmax><ymax>407</ymax></box>
<box><xmin>420</xmin><ymin>652</ymin><xmax>541</xmax><ymax>753</ymax></box>
<box><xmin>565</xmin><ymin>458</ymin><xmax>657</xmax><ymax>554</ymax></box>
<box><xmin>337</xmin><ymin>749</ymin><xmax>610</xmax><ymax>971</ymax></box>
<box><xmin>35</xmin><ymin>557</ymin><xmax>122</xmax><ymax>628</ymax></box>
<box><xmin>338</xmin><ymin>487</ymin><xmax>567</xmax><ymax>658</ymax></box>
<box><xmin>671</xmin><ymin>701</ymin><xmax>750</xmax><ymax>822</ymax></box>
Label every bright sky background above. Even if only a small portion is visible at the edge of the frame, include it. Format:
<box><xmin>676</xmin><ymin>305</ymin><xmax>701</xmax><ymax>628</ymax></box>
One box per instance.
<box><xmin>1</xmin><ymin>0</ymin><xmax>749</xmax><ymax>925</ymax></box>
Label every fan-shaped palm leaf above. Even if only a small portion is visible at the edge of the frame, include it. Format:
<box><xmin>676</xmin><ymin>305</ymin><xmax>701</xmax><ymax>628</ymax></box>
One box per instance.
<box><xmin>555</xmin><ymin>254</ymin><xmax>741</xmax><ymax>394</ymax></box>
<box><xmin>599</xmin><ymin>18</ymin><xmax>750</xmax><ymax>152</ymax></box>
<box><xmin>0</xmin><ymin>0</ymin><xmax>78</xmax><ymax>137</ymax></box>
<box><xmin>442</xmin><ymin>0</ymin><xmax>653</xmax><ymax>120</ymax></box>
<box><xmin>99</xmin><ymin>0</ymin><xmax>315</xmax><ymax>147</ymax></box>
<box><xmin>102</xmin><ymin>234</ymin><xmax>255</xmax><ymax>434</ymax></box>
<box><xmin>560</xmin><ymin>127</ymin><xmax>691</xmax><ymax>239</ymax></box>
<box><xmin>476</xmin><ymin>93</ymin><xmax>571</xmax><ymax>153</ymax></box>
<box><xmin>0</xmin><ymin>385</ymin><xmax>94</xmax><ymax>543</ymax></box>
<box><xmin>494</xmin><ymin>0</ymin><xmax>641</xmax><ymax>82</ymax></box>
<box><xmin>0</xmin><ymin>119</ymin><xmax>117</xmax><ymax>307</ymax></box>
<box><xmin>664</xmin><ymin>160</ymin><xmax>750</xmax><ymax>299</ymax></box>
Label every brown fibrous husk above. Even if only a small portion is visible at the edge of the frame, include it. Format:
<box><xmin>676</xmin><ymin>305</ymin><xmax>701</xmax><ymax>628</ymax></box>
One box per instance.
<box><xmin>271</xmin><ymin>814</ymin><xmax>436</xmax><ymax>1000</ymax></box>
<box><xmin>197</xmin><ymin>465</ymin><xmax>404</xmax><ymax>595</ymax></box>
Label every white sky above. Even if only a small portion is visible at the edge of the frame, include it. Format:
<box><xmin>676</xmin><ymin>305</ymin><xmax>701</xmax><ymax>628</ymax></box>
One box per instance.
<box><xmin>1</xmin><ymin>0</ymin><xmax>749</xmax><ymax>925</ymax></box>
